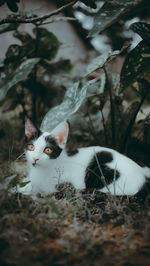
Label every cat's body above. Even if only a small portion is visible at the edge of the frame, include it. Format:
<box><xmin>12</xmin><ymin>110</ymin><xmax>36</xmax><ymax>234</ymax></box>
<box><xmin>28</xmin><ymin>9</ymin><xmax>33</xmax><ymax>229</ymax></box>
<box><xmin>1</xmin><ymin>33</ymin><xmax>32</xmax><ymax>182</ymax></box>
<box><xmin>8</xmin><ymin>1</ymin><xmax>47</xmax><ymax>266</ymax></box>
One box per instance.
<box><xmin>18</xmin><ymin>119</ymin><xmax>150</xmax><ymax>198</ymax></box>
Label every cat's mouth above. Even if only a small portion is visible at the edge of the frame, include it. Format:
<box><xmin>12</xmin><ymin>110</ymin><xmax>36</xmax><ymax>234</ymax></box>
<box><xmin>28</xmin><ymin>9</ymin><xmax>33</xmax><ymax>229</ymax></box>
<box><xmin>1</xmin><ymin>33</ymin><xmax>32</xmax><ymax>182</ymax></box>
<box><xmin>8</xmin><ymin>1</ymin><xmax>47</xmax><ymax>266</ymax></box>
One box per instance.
<box><xmin>32</xmin><ymin>162</ymin><xmax>40</xmax><ymax>167</ymax></box>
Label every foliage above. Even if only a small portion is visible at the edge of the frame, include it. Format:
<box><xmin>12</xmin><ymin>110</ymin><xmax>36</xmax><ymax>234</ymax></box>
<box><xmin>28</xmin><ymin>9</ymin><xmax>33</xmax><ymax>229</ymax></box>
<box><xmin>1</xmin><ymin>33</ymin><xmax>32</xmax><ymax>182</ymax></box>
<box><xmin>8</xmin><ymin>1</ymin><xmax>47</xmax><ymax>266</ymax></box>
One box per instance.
<box><xmin>40</xmin><ymin>1</ymin><xmax>150</xmax><ymax>153</ymax></box>
<box><xmin>88</xmin><ymin>0</ymin><xmax>134</xmax><ymax>37</ymax></box>
<box><xmin>120</xmin><ymin>22</ymin><xmax>150</xmax><ymax>90</ymax></box>
<box><xmin>0</xmin><ymin>0</ymin><xmax>150</xmax><ymax>154</ymax></box>
<box><xmin>41</xmin><ymin>20</ymin><xmax>150</xmax><ymax>151</ymax></box>
<box><xmin>41</xmin><ymin>78</ymin><xmax>104</xmax><ymax>132</ymax></box>
<box><xmin>0</xmin><ymin>22</ymin><xmax>19</xmax><ymax>33</ymax></box>
<box><xmin>0</xmin><ymin>0</ymin><xmax>20</xmax><ymax>13</ymax></box>
<box><xmin>0</xmin><ymin>58</ymin><xmax>40</xmax><ymax>101</ymax></box>
<box><xmin>0</xmin><ymin>24</ymin><xmax>72</xmax><ymax>124</ymax></box>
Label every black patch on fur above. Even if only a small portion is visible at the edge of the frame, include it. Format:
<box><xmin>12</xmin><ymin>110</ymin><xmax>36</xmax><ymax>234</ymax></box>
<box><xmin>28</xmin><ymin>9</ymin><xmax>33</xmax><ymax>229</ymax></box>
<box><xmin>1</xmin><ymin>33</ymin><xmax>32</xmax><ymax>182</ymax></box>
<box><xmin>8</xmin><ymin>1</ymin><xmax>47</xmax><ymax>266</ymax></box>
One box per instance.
<box><xmin>45</xmin><ymin>136</ymin><xmax>62</xmax><ymax>159</ymax></box>
<box><xmin>66</xmin><ymin>148</ymin><xmax>79</xmax><ymax>156</ymax></box>
<box><xmin>136</xmin><ymin>177</ymin><xmax>150</xmax><ymax>200</ymax></box>
<box><xmin>85</xmin><ymin>151</ymin><xmax>120</xmax><ymax>189</ymax></box>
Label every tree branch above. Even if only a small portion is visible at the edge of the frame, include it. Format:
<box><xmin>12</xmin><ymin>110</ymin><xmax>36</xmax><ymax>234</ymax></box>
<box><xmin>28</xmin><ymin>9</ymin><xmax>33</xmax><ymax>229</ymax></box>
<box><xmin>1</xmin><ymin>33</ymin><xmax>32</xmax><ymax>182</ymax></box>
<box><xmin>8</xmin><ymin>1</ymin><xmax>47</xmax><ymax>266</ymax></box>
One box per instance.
<box><xmin>38</xmin><ymin>16</ymin><xmax>76</xmax><ymax>26</ymax></box>
<box><xmin>0</xmin><ymin>0</ymin><xmax>78</xmax><ymax>25</ymax></box>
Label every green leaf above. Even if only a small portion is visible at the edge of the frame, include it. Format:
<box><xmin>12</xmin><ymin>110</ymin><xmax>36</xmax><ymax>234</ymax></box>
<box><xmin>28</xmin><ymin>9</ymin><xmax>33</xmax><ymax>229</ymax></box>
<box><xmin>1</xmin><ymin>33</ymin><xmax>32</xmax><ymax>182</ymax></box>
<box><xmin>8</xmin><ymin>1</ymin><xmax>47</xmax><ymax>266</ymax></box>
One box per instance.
<box><xmin>40</xmin><ymin>59</ymin><xmax>72</xmax><ymax>74</ymax></box>
<box><xmin>80</xmin><ymin>0</ymin><xmax>97</xmax><ymax>9</ymax></box>
<box><xmin>33</xmin><ymin>28</ymin><xmax>61</xmax><ymax>60</ymax></box>
<box><xmin>40</xmin><ymin>78</ymin><xmax>101</xmax><ymax>132</ymax></box>
<box><xmin>20</xmin><ymin>181</ymin><xmax>31</xmax><ymax>188</ymax></box>
<box><xmin>4</xmin><ymin>44</ymin><xmax>22</xmax><ymax>65</ymax></box>
<box><xmin>144</xmin><ymin>114</ymin><xmax>150</xmax><ymax>125</ymax></box>
<box><xmin>13</xmin><ymin>30</ymin><xmax>34</xmax><ymax>45</ymax></box>
<box><xmin>13</xmin><ymin>28</ymin><xmax>61</xmax><ymax>60</ymax></box>
<box><xmin>14</xmin><ymin>32</ymin><xmax>35</xmax><ymax>59</ymax></box>
<box><xmin>107</xmin><ymin>72</ymin><xmax>120</xmax><ymax>96</ymax></box>
<box><xmin>89</xmin><ymin>0</ymin><xmax>133</xmax><ymax>37</ymax></box>
<box><xmin>13</xmin><ymin>31</ymin><xmax>38</xmax><ymax>59</ymax></box>
<box><xmin>120</xmin><ymin>40</ymin><xmax>150</xmax><ymax>90</ymax></box>
<box><xmin>138</xmin><ymin>79</ymin><xmax>150</xmax><ymax>102</ymax></box>
<box><xmin>130</xmin><ymin>22</ymin><xmax>150</xmax><ymax>43</ymax></box>
<box><xmin>0</xmin><ymin>22</ymin><xmax>19</xmax><ymax>34</ymax></box>
<box><xmin>84</xmin><ymin>50</ymin><xmax>120</xmax><ymax>77</ymax></box>
<box><xmin>86</xmin><ymin>75</ymin><xmax>106</xmax><ymax>97</ymax></box>
<box><xmin>0</xmin><ymin>58</ymin><xmax>40</xmax><ymax>101</ymax></box>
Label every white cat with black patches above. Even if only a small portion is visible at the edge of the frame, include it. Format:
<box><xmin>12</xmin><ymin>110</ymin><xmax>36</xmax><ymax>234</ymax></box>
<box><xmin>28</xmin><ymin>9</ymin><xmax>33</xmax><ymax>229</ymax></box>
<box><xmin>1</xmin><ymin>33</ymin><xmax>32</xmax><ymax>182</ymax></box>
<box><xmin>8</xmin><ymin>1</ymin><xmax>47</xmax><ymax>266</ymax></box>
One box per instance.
<box><xmin>18</xmin><ymin>118</ymin><xmax>150</xmax><ymax>198</ymax></box>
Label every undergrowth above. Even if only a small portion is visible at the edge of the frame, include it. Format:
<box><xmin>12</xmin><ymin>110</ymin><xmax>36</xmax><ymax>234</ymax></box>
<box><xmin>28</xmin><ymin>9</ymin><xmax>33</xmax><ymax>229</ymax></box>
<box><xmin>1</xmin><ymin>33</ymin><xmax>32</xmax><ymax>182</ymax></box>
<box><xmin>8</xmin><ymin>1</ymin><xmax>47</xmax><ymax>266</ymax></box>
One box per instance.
<box><xmin>0</xmin><ymin>183</ymin><xmax>150</xmax><ymax>266</ymax></box>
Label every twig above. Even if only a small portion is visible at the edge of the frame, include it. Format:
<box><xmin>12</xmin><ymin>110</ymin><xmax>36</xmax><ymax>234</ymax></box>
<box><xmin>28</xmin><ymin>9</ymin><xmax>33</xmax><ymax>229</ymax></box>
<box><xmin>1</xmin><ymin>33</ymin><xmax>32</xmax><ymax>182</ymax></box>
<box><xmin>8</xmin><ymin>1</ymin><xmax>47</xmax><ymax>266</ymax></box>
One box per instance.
<box><xmin>93</xmin><ymin>149</ymin><xmax>117</xmax><ymax>207</ymax></box>
<box><xmin>15</xmin><ymin>87</ymin><xmax>27</xmax><ymax>124</ymax></box>
<box><xmin>37</xmin><ymin>16</ymin><xmax>76</xmax><ymax>25</ymax></box>
<box><xmin>0</xmin><ymin>1</ymin><xmax>77</xmax><ymax>25</ymax></box>
<box><xmin>79</xmin><ymin>111</ymin><xmax>99</xmax><ymax>142</ymax></box>
<box><xmin>93</xmin><ymin>148</ymin><xmax>111</xmax><ymax>195</ymax></box>
<box><xmin>87</xmin><ymin>111</ymin><xmax>100</xmax><ymax>142</ymax></box>
<box><xmin>100</xmin><ymin>109</ymin><xmax>108</xmax><ymax>146</ymax></box>
<box><xmin>103</xmin><ymin>66</ymin><xmax>116</xmax><ymax>148</ymax></box>
<box><xmin>69</xmin><ymin>190</ymin><xmax>103</xmax><ymax>203</ymax></box>
<box><xmin>32</xmin><ymin>24</ymin><xmax>39</xmax><ymax>124</ymax></box>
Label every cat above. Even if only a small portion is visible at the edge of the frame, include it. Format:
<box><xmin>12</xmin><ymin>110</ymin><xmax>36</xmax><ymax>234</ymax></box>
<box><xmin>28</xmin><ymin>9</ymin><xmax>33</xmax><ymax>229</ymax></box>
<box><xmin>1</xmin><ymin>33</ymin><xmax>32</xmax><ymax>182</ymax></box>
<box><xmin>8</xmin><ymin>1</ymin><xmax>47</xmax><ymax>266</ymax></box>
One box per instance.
<box><xmin>17</xmin><ymin>118</ymin><xmax>150</xmax><ymax>198</ymax></box>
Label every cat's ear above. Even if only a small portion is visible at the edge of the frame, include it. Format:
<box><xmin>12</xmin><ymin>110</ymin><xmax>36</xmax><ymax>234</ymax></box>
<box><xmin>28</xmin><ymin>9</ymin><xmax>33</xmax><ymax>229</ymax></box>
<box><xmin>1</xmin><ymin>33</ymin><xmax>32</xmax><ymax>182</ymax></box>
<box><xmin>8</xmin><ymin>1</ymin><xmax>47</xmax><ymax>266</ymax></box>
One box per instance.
<box><xmin>51</xmin><ymin>121</ymin><xmax>69</xmax><ymax>147</ymax></box>
<box><xmin>25</xmin><ymin>118</ymin><xmax>38</xmax><ymax>140</ymax></box>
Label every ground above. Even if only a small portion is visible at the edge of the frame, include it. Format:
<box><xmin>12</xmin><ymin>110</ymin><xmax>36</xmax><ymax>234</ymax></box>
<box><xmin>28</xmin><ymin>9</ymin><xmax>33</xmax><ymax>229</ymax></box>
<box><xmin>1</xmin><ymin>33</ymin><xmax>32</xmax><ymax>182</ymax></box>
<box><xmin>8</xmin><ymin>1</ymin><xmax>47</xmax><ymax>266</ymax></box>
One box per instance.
<box><xmin>0</xmin><ymin>181</ymin><xmax>150</xmax><ymax>266</ymax></box>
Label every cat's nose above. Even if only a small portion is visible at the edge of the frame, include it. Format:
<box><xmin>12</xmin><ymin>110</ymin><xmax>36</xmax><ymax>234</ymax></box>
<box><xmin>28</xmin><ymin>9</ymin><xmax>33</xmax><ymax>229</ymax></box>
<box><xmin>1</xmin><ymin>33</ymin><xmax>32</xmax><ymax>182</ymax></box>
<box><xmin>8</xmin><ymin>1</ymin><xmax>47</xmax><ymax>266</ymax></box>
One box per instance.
<box><xmin>32</xmin><ymin>158</ymin><xmax>39</xmax><ymax>167</ymax></box>
<box><xmin>34</xmin><ymin>158</ymin><xmax>39</xmax><ymax>163</ymax></box>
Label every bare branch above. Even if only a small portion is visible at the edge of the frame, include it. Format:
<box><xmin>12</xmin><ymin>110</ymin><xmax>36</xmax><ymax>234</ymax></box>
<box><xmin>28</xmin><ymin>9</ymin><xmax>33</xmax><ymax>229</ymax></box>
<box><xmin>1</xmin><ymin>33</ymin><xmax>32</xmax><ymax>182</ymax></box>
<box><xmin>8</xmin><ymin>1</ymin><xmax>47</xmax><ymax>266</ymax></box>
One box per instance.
<box><xmin>0</xmin><ymin>0</ymin><xmax>77</xmax><ymax>25</ymax></box>
<box><xmin>38</xmin><ymin>16</ymin><xmax>76</xmax><ymax>26</ymax></box>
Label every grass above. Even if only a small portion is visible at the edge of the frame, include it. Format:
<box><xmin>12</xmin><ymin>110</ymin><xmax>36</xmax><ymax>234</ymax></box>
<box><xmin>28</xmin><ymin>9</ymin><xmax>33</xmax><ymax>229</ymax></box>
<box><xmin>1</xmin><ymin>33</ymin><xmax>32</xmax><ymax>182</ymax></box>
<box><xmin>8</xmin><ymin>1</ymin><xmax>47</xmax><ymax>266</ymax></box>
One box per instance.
<box><xmin>0</xmin><ymin>180</ymin><xmax>150</xmax><ymax>266</ymax></box>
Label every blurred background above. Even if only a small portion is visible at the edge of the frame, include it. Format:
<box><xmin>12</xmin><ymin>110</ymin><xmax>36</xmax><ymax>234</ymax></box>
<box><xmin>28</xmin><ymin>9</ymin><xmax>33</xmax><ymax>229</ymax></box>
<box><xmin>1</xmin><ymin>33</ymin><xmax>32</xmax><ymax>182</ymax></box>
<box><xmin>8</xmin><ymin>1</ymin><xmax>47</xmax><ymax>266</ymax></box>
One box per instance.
<box><xmin>0</xmin><ymin>0</ymin><xmax>150</xmax><ymax>172</ymax></box>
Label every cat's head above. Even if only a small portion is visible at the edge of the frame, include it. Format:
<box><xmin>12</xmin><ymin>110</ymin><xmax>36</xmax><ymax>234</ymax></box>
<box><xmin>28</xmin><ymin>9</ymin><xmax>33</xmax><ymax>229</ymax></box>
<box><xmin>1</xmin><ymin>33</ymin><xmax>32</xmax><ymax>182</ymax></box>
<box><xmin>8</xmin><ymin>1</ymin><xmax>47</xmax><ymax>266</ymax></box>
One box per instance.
<box><xmin>25</xmin><ymin>118</ymin><xmax>69</xmax><ymax>168</ymax></box>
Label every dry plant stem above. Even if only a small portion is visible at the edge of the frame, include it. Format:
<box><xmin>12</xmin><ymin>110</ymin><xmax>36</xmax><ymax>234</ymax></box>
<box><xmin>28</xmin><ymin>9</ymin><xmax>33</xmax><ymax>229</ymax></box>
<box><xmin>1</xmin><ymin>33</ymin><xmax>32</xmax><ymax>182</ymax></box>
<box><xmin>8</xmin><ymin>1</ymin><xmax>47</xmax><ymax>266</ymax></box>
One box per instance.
<box><xmin>120</xmin><ymin>82</ymin><xmax>150</xmax><ymax>153</ymax></box>
<box><xmin>103</xmin><ymin>67</ymin><xmax>116</xmax><ymax>148</ymax></box>
<box><xmin>80</xmin><ymin>112</ymin><xmax>99</xmax><ymax>142</ymax></box>
<box><xmin>15</xmin><ymin>87</ymin><xmax>27</xmax><ymax>125</ymax></box>
<box><xmin>0</xmin><ymin>1</ymin><xmax>78</xmax><ymax>25</ymax></box>
<box><xmin>69</xmin><ymin>191</ymin><xmax>97</xmax><ymax>203</ymax></box>
<box><xmin>88</xmin><ymin>111</ymin><xmax>100</xmax><ymax>142</ymax></box>
<box><xmin>100</xmin><ymin>110</ymin><xmax>108</xmax><ymax>146</ymax></box>
<box><xmin>93</xmin><ymin>149</ymin><xmax>117</xmax><ymax>206</ymax></box>
<box><xmin>38</xmin><ymin>17</ymin><xmax>76</xmax><ymax>26</ymax></box>
<box><xmin>32</xmin><ymin>25</ymin><xmax>39</xmax><ymax>124</ymax></box>
<box><xmin>93</xmin><ymin>149</ymin><xmax>110</xmax><ymax>193</ymax></box>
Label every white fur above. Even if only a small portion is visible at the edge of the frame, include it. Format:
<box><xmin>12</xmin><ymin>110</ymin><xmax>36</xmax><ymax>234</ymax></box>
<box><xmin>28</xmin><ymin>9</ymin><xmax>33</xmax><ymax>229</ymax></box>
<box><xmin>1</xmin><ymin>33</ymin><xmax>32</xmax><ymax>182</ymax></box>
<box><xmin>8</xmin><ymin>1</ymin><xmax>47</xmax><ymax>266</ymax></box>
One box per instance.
<box><xmin>18</xmin><ymin>131</ymin><xmax>150</xmax><ymax>197</ymax></box>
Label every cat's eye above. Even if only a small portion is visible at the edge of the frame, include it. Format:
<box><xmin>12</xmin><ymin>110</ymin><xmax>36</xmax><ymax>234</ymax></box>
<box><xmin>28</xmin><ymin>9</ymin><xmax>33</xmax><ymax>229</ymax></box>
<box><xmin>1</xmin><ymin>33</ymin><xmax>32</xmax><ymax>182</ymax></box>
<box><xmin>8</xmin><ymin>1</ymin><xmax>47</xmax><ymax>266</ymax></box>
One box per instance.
<box><xmin>44</xmin><ymin>147</ymin><xmax>52</xmax><ymax>155</ymax></box>
<box><xmin>27</xmin><ymin>144</ymin><xmax>35</xmax><ymax>151</ymax></box>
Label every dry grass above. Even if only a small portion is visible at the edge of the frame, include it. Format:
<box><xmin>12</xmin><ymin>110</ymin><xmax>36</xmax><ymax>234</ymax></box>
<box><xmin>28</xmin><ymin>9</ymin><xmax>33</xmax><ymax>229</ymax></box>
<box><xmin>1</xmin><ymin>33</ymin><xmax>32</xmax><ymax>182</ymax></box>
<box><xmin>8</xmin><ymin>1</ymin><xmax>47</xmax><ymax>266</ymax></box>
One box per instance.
<box><xmin>0</xmin><ymin>181</ymin><xmax>150</xmax><ymax>266</ymax></box>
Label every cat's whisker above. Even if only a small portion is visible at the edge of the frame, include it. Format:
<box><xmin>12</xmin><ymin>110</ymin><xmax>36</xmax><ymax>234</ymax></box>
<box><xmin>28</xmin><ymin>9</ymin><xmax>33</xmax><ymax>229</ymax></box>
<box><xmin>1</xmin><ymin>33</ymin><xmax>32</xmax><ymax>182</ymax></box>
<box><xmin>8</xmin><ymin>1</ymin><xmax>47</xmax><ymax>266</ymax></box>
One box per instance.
<box><xmin>15</xmin><ymin>152</ymin><xmax>26</xmax><ymax>162</ymax></box>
